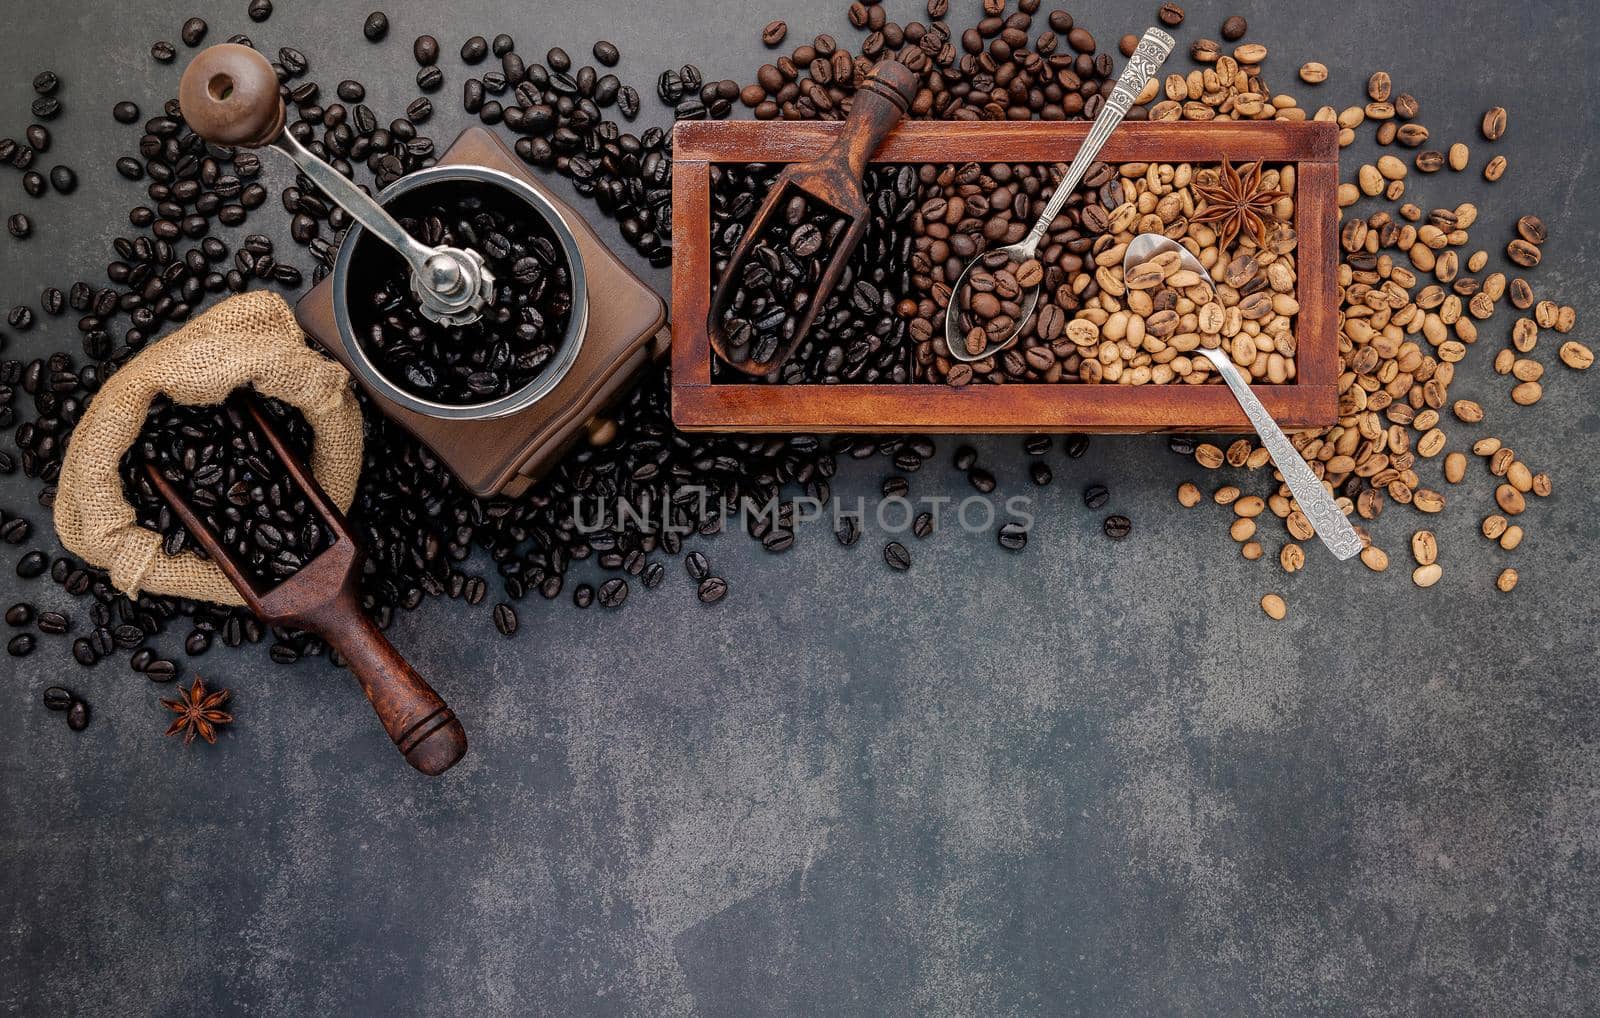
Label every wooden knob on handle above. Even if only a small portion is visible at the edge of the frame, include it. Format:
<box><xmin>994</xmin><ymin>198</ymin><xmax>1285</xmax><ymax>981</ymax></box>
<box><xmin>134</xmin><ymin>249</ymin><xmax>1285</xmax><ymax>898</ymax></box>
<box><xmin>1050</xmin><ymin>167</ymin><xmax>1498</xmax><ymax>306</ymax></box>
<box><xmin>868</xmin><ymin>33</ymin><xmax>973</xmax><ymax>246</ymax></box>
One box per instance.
<box><xmin>178</xmin><ymin>43</ymin><xmax>286</xmax><ymax>148</ymax></box>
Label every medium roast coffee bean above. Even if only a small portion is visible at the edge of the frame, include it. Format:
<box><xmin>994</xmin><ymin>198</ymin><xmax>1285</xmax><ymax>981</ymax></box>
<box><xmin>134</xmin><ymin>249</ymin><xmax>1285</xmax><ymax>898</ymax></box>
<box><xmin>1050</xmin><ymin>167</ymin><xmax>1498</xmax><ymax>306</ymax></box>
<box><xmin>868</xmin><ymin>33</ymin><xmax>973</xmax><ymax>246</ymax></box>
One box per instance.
<box><xmin>1221</xmin><ymin>15</ymin><xmax>1248</xmax><ymax>40</ymax></box>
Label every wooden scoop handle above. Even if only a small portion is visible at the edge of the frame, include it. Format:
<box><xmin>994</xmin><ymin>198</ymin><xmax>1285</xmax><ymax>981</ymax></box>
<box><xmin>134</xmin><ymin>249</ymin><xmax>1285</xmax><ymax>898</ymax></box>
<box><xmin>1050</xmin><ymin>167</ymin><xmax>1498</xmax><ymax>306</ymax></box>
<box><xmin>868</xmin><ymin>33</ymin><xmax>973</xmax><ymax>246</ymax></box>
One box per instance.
<box><xmin>178</xmin><ymin>43</ymin><xmax>286</xmax><ymax>148</ymax></box>
<box><xmin>831</xmin><ymin>61</ymin><xmax>920</xmax><ymax>180</ymax></box>
<box><xmin>314</xmin><ymin>593</ymin><xmax>468</xmax><ymax>776</ymax></box>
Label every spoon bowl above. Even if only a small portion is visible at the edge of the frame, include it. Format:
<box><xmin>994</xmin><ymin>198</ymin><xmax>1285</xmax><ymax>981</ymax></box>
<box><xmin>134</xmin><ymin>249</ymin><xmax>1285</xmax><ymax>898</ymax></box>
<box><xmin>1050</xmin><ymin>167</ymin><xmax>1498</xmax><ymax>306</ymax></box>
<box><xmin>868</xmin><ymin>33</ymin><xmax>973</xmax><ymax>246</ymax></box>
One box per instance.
<box><xmin>944</xmin><ymin>26</ymin><xmax>1174</xmax><ymax>364</ymax></box>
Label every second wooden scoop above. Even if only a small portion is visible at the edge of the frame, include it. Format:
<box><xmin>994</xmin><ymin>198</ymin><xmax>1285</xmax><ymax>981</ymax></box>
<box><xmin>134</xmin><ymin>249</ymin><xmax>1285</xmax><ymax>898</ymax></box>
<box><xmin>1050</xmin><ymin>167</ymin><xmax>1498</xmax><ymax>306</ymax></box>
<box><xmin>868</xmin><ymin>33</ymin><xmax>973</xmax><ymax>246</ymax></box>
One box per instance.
<box><xmin>709</xmin><ymin>60</ymin><xmax>919</xmax><ymax>375</ymax></box>
<box><xmin>144</xmin><ymin>394</ymin><xmax>468</xmax><ymax>776</ymax></box>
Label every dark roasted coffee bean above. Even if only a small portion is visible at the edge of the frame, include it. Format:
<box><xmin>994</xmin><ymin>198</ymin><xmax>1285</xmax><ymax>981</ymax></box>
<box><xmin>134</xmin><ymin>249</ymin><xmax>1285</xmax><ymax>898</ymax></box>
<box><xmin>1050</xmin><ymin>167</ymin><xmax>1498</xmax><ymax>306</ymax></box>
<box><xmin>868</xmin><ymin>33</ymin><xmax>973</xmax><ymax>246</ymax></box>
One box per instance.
<box><xmin>16</xmin><ymin>550</ymin><xmax>48</xmax><ymax>578</ymax></box>
<box><xmin>1064</xmin><ymin>434</ymin><xmax>1090</xmax><ymax>458</ymax></box>
<box><xmin>912</xmin><ymin>512</ymin><xmax>934</xmax><ymax>539</ymax></box>
<box><xmin>151</xmin><ymin>40</ymin><xmax>176</xmax><ymax>63</ymax></box>
<box><xmin>492</xmin><ymin>34</ymin><xmax>514</xmax><ymax>57</ymax></box>
<box><xmin>1221</xmin><ymin>15</ymin><xmax>1248</xmax><ymax>40</ymax></box>
<box><xmin>597</xmin><ymin>577</ymin><xmax>628</xmax><ymax>608</ymax></box>
<box><xmin>36</xmin><ymin>610</ymin><xmax>69</xmax><ymax>635</ymax></box>
<box><xmin>1103</xmin><ymin>514</ymin><xmax>1132</xmax><ymax>540</ymax></box>
<box><xmin>413</xmin><ymin>35</ymin><xmax>440</xmax><ymax>65</ymax></box>
<box><xmin>113</xmin><ymin>100</ymin><xmax>141</xmax><ymax>123</ymax></box>
<box><xmin>6</xmin><ymin>603</ymin><xmax>34</xmax><ymax>626</ymax></box>
<box><xmin>685</xmin><ymin>551</ymin><xmax>709</xmax><ymax>580</ymax></box>
<box><xmin>1030</xmin><ymin>462</ymin><xmax>1053</xmax><ymax>485</ymax></box>
<box><xmin>23</xmin><ymin>171</ymin><xmax>46</xmax><ymax>197</ymax></box>
<box><xmin>43</xmin><ymin>686</ymin><xmax>73</xmax><ymax>711</ymax></box>
<box><xmin>33</xmin><ymin>71</ymin><xmax>60</xmax><ymax>95</ymax></box>
<box><xmin>460</xmin><ymin>36</ymin><xmax>489</xmax><ymax>64</ymax></box>
<box><xmin>417</xmin><ymin>65</ymin><xmax>444</xmax><ymax>91</ymax></box>
<box><xmin>572</xmin><ymin>583</ymin><xmax>594</xmax><ymax>608</ymax></box>
<box><xmin>593</xmin><ymin>40</ymin><xmax>619</xmax><ymax>66</ymax></box>
<box><xmin>248</xmin><ymin>0</ymin><xmax>273</xmax><ymax>22</ymax></box>
<box><xmin>48</xmin><ymin>165</ymin><xmax>77</xmax><ymax>194</ymax></box>
<box><xmin>881</xmin><ymin>476</ymin><xmax>910</xmax><ymax>498</ymax></box>
<box><xmin>66</xmin><ymin>699</ymin><xmax>90</xmax><ymax>731</ymax></box>
<box><xmin>26</xmin><ymin>125</ymin><xmax>49</xmax><ymax>152</ymax></box>
<box><xmin>492</xmin><ymin>602</ymin><xmax>517</xmax><ymax>635</ymax></box>
<box><xmin>1083</xmin><ymin>484</ymin><xmax>1110</xmax><ymax>509</ymax></box>
<box><xmin>363</xmin><ymin>11</ymin><xmax>389</xmax><ymax>41</ymax></box>
<box><xmin>697</xmin><ymin>576</ymin><xmax>728</xmax><ymax>603</ymax></box>
<box><xmin>1158</xmin><ymin>3</ymin><xmax>1186</xmax><ymax>26</ymax></box>
<box><xmin>7</xmin><ymin>633</ymin><xmax>35</xmax><ymax>656</ymax></box>
<box><xmin>72</xmin><ymin>638</ymin><xmax>99</xmax><ymax>666</ymax></box>
<box><xmin>181</xmin><ymin>17</ymin><xmax>208</xmax><ymax>46</ymax></box>
<box><xmin>997</xmin><ymin>522</ymin><xmax>1029</xmax><ymax>551</ymax></box>
<box><xmin>883</xmin><ymin>541</ymin><xmax>911</xmax><ymax>571</ymax></box>
<box><xmin>31</xmin><ymin>97</ymin><xmax>61</xmax><ymax>120</ymax></box>
<box><xmin>144</xmin><ymin>658</ymin><xmax>178</xmax><ymax>682</ymax></box>
<box><xmin>184</xmin><ymin>630</ymin><xmax>210</xmax><ymax>656</ymax></box>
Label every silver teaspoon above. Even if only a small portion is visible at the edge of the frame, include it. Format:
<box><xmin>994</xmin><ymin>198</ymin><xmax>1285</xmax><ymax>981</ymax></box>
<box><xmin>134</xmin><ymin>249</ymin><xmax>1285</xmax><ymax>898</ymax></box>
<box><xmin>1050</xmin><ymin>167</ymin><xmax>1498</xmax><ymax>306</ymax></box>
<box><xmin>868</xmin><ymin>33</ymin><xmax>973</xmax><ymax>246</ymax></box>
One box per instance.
<box><xmin>1122</xmin><ymin>233</ymin><xmax>1363</xmax><ymax>561</ymax></box>
<box><xmin>944</xmin><ymin>26</ymin><xmax>1174</xmax><ymax>364</ymax></box>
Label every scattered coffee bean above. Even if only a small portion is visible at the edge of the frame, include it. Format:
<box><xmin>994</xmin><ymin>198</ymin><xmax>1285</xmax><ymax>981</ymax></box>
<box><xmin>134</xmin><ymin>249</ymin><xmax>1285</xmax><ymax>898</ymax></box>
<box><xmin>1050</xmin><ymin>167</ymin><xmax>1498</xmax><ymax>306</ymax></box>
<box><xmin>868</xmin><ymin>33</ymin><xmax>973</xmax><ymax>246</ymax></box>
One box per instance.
<box><xmin>112</xmin><ymin>100</ymin><xmax>141</xmax><ymax>123</ymax></box>
<box><xmin>16</xmin><ymin>550</ymin><xmax>48</xmax><ymax>578</ymax></box>
<box><xmin>414</xmin><ymin>35</ymin><xmax>440</xmax><ymax>65</ymax></box>
<box><xmin>7</xmin><ymin>633</ymin><xmax>35</xmax><ymax>656</ymax></box>
<box><xmin>1158</xmin><ymin>4</ymin><xmax>1185</xmax><ymax>27</ymax></box>
<box><xmin>1083</xmin><ymin>484</ymin><xmax>1110</xmax><ymax>510</ymax></box>
<box><xmin>363</xmin><ymin>11</ymin><xmax>389</xmax><ymax>41</ymax></box>
<box><xmin>43</xmin><ymin>686</ymin><xmax>73</xmax><ymax>711</ymax></box>
<box><xmin>1103</xmin><ymin>515</ymin><xmax>1132</xmax><ymax>540</ymax></box>
<box><xmin>151</xmin><ymin>41</ymin><xmax>176</xmax><ymax>63</ymax></box>
<box><xmin>36</xmin><ymin>610</ymin><xmax>69</xmax><ymax>635</ymax></box>
<box><xmin>460</xmin><ymin>36</ymin><xmax>489</xmax><ymax>64</ymax></box>
<box><xmin>48</xmin><ymin>165</ymin><xmax>77</xmax><ymax>195</ymax></box>
<box><xmin>1221</xmin><ymin>15</ymin><xmax>1247</xmax><ymax>40</ymax></box>
<box><xmin>1261</xmin><ymin>594</ymin><xmax>1287</xmax><ymax>620</ymax></box>
<box><xmin>248</xmin><ymin>0</ymin><xmax>273</xmax><ymax>23</ymax></box>
<box><xmin>762</xmin><ymin>21</ymin><xmax>788</xmax><ymax>47</ymax></box>
<box><xmin>697</xmin><ymin>576</ymin><xmax>728</xmax><ymax>603</ymax></box>
<box><xmin>1481</xmin><ymin>106</ymin><xmax>1507</xmax><ymax>141</ymax></box>
<box><xmin>597</xmin><ymin>577</ymin><xmax>628</xmax><ymax>608</ymax></box>
<box><xmin>883</xmin><ymin>541</ymin><xmax>911</xmax><ymax>571</ymax></box>
<box><xmin>33</xmin><ymin>70</ymin><xmax>60</xmax><ymax>95</ymax></box>
<box><xmin>593</xmin><ymin>41</ymin><xmax>619</xmax><ymax>67</ymax></box>
<box><xmin>492</xmin><ymin>602</ymin><xmax>517</xmax><ymax>636</ymax></box>
<box><xmin>997</xmin><ymin>522</ymin><xmax>1028</xmax><ymax>551</ymax></box>
<box><xmin>66</xmin><ymin>699</ymin><xmax>90</xmax><ymax>731</ymax></box>
<box><xmin>145</xmin><ymin>659</ymin><xmax>179</xmax><ymax>682</ymax></box>
<box><xmin>6</xmin><ymin>603</ymin><xmax>35</xmax><ymax>627</ymax></box>
<box><xmin>181</xmin><ymin>17</ymin><xmax>208</xmax><ymax>47</ymax></box>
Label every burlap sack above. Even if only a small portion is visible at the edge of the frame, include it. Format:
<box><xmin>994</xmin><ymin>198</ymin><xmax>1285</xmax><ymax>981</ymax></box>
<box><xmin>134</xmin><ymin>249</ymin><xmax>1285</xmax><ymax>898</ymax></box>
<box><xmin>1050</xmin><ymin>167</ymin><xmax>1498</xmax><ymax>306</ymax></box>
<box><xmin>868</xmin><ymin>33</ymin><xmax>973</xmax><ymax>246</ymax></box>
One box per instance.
<box><xmin>53</xmin><ymin>291</ymin><xmax>364</xmax><ymax>606</ymax></box>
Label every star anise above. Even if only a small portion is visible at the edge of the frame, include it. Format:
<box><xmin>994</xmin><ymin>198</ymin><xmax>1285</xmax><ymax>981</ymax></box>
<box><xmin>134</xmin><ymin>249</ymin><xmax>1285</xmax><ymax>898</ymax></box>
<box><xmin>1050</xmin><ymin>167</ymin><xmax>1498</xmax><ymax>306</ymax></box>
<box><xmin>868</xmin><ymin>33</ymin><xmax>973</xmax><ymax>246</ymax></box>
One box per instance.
<box><xmin>162</xmin><ymin>676</ymin><xmax>234</xmax><ymax>746</ymax></box>
<box><xmin>1190</xmin><ymin>157</ymin><xmax>1289</xmax><ymax>255</ymax></box>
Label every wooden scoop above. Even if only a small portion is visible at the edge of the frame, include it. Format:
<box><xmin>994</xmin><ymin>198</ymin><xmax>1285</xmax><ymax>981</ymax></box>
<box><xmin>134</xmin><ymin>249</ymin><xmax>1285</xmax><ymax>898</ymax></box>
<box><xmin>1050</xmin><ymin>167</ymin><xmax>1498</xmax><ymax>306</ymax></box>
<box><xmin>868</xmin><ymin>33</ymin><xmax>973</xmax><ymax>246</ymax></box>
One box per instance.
<box><xmin>143</xmin><ymin>394</ymin><xmax>468</xmax><ymax>776</ymax></box>
<box><xmin>708</xmin><ymin>60</ymin><xmax>919</xmax><ymax>375</ymax></box>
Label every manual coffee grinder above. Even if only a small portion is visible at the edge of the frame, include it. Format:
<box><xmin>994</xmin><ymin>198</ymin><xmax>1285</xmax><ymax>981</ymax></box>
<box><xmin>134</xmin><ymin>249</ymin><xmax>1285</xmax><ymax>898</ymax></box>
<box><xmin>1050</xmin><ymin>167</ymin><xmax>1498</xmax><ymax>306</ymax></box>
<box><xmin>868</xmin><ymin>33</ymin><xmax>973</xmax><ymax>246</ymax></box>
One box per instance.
<box><xmin>180</xmin><ymin>44</ymin><xmax>668</xmax><ymax>497</ymax></box>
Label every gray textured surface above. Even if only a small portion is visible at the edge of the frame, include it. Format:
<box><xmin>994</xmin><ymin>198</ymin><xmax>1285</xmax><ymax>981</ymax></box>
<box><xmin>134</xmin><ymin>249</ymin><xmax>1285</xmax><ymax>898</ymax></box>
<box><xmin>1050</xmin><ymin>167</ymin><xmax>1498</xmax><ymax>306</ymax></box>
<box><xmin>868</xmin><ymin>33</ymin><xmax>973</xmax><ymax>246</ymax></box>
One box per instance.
<box><xmin>2</xmin><ymin>1</ymin><xmax>1598</xmax><ymax>1015</ymax></box>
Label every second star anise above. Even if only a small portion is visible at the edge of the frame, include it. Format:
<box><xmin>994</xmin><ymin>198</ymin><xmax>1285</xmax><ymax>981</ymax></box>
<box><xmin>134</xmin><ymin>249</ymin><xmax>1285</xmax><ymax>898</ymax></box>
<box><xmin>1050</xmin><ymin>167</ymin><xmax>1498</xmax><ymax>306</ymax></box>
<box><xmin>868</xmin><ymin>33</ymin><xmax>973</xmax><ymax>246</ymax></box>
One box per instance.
<box><xmin>1190</xmin><ymin>157</ymin><xmax>1289</xmax><ymax>255</ymax></box>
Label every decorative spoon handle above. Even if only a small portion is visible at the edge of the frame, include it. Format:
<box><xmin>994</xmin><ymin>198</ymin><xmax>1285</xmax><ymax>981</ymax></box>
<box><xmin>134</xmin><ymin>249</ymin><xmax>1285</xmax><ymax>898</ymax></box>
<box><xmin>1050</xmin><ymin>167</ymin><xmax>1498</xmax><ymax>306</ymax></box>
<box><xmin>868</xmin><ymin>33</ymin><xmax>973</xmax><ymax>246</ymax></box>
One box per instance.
<box><xmin>1196</xmin><ymin>348</ymin><xmax>1365</xmax><ymax>561</ymax></box>
<box><xmin>1021</xmin><ymin>26</ymin><xmax>1175</xmax><ymax>253</ymax></box>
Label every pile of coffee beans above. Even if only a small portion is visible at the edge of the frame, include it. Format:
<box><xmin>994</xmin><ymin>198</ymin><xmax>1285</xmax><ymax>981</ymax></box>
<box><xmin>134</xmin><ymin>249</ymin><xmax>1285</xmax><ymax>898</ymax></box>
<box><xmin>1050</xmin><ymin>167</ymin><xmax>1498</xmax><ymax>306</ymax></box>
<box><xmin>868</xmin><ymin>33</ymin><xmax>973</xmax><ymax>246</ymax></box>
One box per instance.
<box><xmin>119</xmin><ymin>393</ymin><xmax>332</xmax><ymax>591</ymax></box>
<box><xmin>708</xmin><ymin>163</ymin><xmax>917</xmax><ymax>383</ymax></box>
<box><xmin>952</xmin><ymin>255</ymin><xmax>1042</xmax><ymax>356</ymax></box>
<box><xmin>350</xmin><ymin>185</ymin><xmax>573</xmax><ymax>404</ymax></box>
<box><xmin>714</xmin><ymin>189</ymin><xmax>852</xmax><ymax>367</ymax></box>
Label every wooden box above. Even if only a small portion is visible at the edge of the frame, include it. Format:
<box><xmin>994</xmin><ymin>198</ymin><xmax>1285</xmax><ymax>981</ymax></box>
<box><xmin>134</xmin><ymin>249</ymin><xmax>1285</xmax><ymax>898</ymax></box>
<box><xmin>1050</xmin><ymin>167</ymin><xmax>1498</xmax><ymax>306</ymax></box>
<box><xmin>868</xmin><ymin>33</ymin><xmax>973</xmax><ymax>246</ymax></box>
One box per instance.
<box><xmin>670</xmin><ymin>120</ymin><xmax>1339</xmax><ymax>433</ymax></box>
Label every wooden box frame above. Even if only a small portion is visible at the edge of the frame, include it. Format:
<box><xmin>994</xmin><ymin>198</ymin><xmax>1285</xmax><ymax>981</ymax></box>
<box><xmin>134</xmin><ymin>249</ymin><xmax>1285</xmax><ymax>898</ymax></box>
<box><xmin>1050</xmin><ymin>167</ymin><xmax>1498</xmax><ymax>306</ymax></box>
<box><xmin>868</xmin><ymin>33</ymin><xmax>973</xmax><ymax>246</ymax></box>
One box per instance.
<box><xmin>670</xmin><ymin>120</ymin><xmax>1339</xmax><ymax>433</ymax></box>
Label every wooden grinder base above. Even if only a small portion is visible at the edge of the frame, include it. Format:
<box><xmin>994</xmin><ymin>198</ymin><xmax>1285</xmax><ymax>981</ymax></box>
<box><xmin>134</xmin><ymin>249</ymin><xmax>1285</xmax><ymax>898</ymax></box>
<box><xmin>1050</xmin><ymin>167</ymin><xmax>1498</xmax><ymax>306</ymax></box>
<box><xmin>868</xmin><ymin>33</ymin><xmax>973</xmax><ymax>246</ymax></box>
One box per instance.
<box><xmin>295</xmin><ymin>127</ymin><xmax>668</xmax><ymax>497</ymax></box>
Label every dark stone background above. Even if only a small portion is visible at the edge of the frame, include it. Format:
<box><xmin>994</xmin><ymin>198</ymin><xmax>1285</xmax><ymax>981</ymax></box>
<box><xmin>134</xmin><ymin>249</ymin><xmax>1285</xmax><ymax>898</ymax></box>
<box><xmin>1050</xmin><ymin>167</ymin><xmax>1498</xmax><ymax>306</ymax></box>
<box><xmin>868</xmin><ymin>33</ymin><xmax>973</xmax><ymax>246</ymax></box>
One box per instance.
<box><xmin>2</xmin><ymin>1</ymin><xmax>1597</xmax><ymax>1014</ymax></box>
